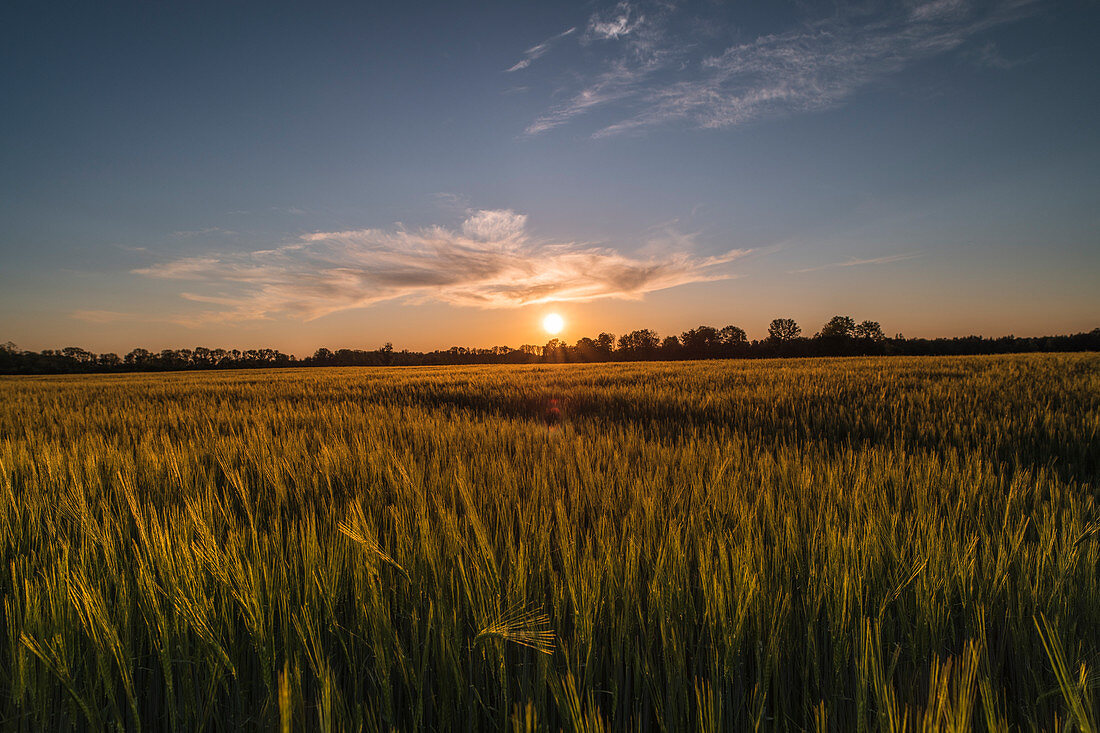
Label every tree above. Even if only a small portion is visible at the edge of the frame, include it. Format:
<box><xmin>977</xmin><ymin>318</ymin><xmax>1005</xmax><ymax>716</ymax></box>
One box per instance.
<box><xmin>574</xmin><ymin>337</ymin><xmax>597</xmax><ymax>350</ymax></box>
<box><xmin>595</xmin><ymin>333</ymin><xmax>615</xmax><ymax>356</ymax></box>
<box><xmin>768</xmin><ymin>318</ymin><xmax>801</xmax><ymax>342</ymax></box>
<box><xmin>854</xmin><ymin>320</ymin><xmax>885</xmax><ymax>341</ymax></box>
<box><xmin>718</xmin><ymin>325</ymin><xmax>747</xmax><ymax>346</ymax></box>
<box><xmin>617</xmin><ymin>329</ymin><xmax>660</xmax><ymax>354</ymax></box>
<box><xmin>660</xmin><ymin>335</ymin><xmax>681</xmax><ymax>354</ymax></box>
<box><xmin>125</xmin><ymin>348</ymin><xmax>152</xmax><ymax>366</ymax></box>
<box><xmin>543</xmin><ymin>339</ymin><xmax>567</xmax><ymax>362</ymax></box>
<box><xmin>681</xmin><ymin>326</ymin><xmax>721</xmax><ymax>354</ymax></box>
<box><xmin>61</xmin><ymin>346</ymin><xmax>95</xmax><ymax>363</ymax></box>
<box><xmin>573</xmin><ymin>337</ymin><xmax>600</xmax><ymax>361</ymax></box>
<box><xmin>819</xmin><ymin>315</ymin><xmax>856</xmax><ymax>339</ymax></box>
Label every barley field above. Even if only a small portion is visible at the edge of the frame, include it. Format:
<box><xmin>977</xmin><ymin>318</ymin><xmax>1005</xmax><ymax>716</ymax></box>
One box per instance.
<box><xmin>1</xmin><ymin>353</ymin><xmax>1098</xmax><ymax>731</ymax></box>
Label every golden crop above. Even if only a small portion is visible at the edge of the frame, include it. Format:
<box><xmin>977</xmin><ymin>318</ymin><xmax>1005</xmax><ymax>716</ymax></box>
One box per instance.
<box><xmin>1</xmin><ymin>354</ymin><xmax>1097</xmax><ymax>730</ymax></box>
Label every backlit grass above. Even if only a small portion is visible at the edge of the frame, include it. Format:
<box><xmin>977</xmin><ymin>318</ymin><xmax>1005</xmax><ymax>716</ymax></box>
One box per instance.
<box><xmin>1</xmin><ymin>354</ymin><xmax>1098</xmax><ymax>730</ymax></box>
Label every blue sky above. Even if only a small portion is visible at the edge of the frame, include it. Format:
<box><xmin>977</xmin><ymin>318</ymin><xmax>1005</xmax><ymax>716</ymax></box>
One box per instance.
<box><xmin>2</xmin><ymin>0</ymin><xmax>1097</xmax><ymax>353</ymax></box>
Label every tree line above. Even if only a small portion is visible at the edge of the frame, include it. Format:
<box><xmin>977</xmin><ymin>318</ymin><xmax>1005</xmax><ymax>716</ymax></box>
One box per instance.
<box><xmin>2</xmin><ymin>316</ymin><xmax>1098</xmax><ymax>374</ymax></box>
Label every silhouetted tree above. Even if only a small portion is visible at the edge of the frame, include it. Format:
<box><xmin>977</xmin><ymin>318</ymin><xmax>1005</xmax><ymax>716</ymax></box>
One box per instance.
<box><xmin>61</xmin><ymin>346</ymin><xmax>95</xmax><ymax>363</ymax></box>
<box><xmin>768</xmin><ymin>318</ymin><xmax>801</xmax><ymax>341</ymax></box>
<box><xmin>5</xmin><ymin>322</ymin><xmax>1098</xmax><ymax>375</ymax></box>
<box><xmin>544</xmin><ymin>338</ymin><xmax>566</xmax><ymax>362</ymax></box>
<box><xmin>819</xmin><ymin>315</ymin><xmax>856</xmax><ymax>339</ymax></box>
<box><xmin>718</xmin><ymin>325</ymin><xmax>747</xmax><ymax>345</ymax></box>
<box><xmin>125</xmin><ymin>348</ymin><xmax>153</xmax><ymax>367</ymax></box>
<box><xmin>855</xmin><ymin>320</ymin><xmax>885</xmax><ymax>341</ymax></box>
<box><xmin>617</xmin><ymin>329</ymin><xmax>660</xmax><ymax>356</ymax></box>
<box><xmin>0</xmin><ymin>342</ymin><xmax>21</xmax><ymax>372</ymax></box>
<box><xmin>573</xmin><ymin>337</ymin><xmax>600</xmax><ymax>361</ymax></box>
<box><xmin>681</xmin><ymin>326</ymin><xmax>721</xmax><ymax>356</ymax></box>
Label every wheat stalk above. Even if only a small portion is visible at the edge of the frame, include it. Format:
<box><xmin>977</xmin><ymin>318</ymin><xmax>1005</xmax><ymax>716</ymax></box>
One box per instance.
<box><xmin>475</xmin><ymin>601</ymin><xmax>555</xmax><ymax>655</ymax></box>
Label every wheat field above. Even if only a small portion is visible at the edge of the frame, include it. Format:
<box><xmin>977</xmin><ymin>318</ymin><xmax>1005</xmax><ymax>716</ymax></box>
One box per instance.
<box><xmin>1</xmin><ymin>353</ymin><xmax>1098</xmax><ymax>731</ymax></box>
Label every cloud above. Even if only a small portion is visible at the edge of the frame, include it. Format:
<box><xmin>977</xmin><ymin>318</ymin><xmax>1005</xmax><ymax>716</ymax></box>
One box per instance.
<box><xmin>970</xmin><ymin>40</ymin><xmax>1024</xmax><ymax>69</ymax></box>
<box><xmin>790</xmin><ymin>252</ymin><xmax>921</xmax><ymax>274</ymax></box>
<box><xmin>134</xmin><ymin>209</ymin><xmax>748</xmax><ymax>323</ymax></box>
<box><xmin>588</xmin><ymin>2</ymin><xmax>644</xmax><ymax>40</ymax></box>
<box><xmin>71</xmin><ymin>310</ymin><xmax>142</xmax><ymax>324</ymax></box>
<box><xmin>506</xmin><ymin>26</ymin><xmax>576</xmax><ymax>72</ymax></box>
<box><xmin>461</xmin><ymin>209</ymin><xmax>527</xmax><ymax>240</ymax></box>
<box><xmin>522</xmin><ymin>0</ymin><xmax>1038</xmax><ymax>137</ymax></box>
<box><xmin>172</xmin><ymin>226</ymin><xmax>235</xmax><ymax>238</ymax></box>
<box><xmin>526</xmin><ymin>2</ymin><xmax>675</xmax><ymax>135</ymax></box>
<box><xmin>525</xmin><ymin>59</ymin><xmax>654</xmax><ymax>135</ymax></box>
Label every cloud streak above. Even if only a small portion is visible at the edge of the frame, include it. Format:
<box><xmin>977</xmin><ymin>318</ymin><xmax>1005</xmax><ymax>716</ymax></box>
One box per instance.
<box><xmin>523</xmin><ymin>0</ymin><xmax>1037</xmax><ymax>137</ymax></box>
<box><xmin>790</xmin><ymin>252</ymin><xmax>922</xmax><ymax>274</ymax></box>
<box><xmin>135</xmin><ymin>210</ymin><xmax>748</xmax><ymax>324</ymax></box>
<box><xmin>172</xmin><ymin>226</ymin><xmax>235</xmax><ymax>238</ymax></box>
<box><xmin>506</xmin><ymin>26</ymin><xmax>576</xmax><ymax>72</ymax></box>
<box><xmin>71</xmin><ymin>310</ymin><xmax>145</xmax><ymax>324</ymax></box>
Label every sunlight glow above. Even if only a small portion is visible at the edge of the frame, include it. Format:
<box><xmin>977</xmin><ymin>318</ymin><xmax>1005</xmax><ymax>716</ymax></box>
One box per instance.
<box><xmin>542</xmin><ymin>313</ymin><xmax>565</xmax><ymax>335</ymax></box>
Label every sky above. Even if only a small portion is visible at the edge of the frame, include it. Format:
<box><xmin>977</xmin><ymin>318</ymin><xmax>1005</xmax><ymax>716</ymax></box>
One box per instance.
<box><xmin>1</xmin><ymin>0</ymin><xmax>1098</xmax><ymax>355</ymax></box>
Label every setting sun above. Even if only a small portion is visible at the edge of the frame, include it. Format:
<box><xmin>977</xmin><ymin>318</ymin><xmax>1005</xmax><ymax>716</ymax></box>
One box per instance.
<box><xmin>542</xmin><ymin>313</ymin><xmax>564</xmax><ymax>335</ymax></box>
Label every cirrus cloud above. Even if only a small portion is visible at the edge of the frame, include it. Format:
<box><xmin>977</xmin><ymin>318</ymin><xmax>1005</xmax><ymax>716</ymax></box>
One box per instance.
<box><xmin>134</xmin><ymin>210</ymin><xmax>748</xmax><ymax>324</ymax></box>
<box><xmin>522</xmin><ymin>0</ymin><xmax>1039</xmax><ymax>138</ymax></box>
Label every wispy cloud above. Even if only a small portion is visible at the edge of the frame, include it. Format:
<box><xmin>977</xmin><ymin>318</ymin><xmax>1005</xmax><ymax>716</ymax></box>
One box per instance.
<box><xmin>522</xmin><ymin>0</ymin><xmax>1038</xmax><ymax>137</ymax></box>
<box><xmin>433</xmin><ymin>191</ymin><xmax>471</xmax><ymax>212</ymax></box>
<box><xmin>525</xmin><ymin>2</ymin><xmax>676</xmax><ymax>136</ymax></box>
<box><xmin>134</xmin><ymin>210</ymin><xmax>748</xmax><ymax>324</ymax></box>
<box><xmin>588</xmin><ymin>2</ymin><xmax>644</xmax><ymax>40</ymax></box>
<box><xmin>172</xmin><ymin>226</ymin><xmax>235</xmax><ymax>238</ymax></box>
<box><xmin>790</xmin><ymin>252</ymin><xmax>922</xmax><ymax>274</ymax></box>
<box><xmin>970</xmin><ymin>40</ymin><xmax>1027</xmax><ymax>69</ymax></box>
<box><xmin>71</xmin><ymin>310</ymin><xmax>143</xmax><ymax>324</ymax></box>
<box><xmin>525</xmin><ymin>59</ymin><xmax>652</xmax><ymax>135</ymax></box>
<box><xmin>506</xmin><ymin>26</ymin><xmax>576</xmax><ymax>72</ymax></box>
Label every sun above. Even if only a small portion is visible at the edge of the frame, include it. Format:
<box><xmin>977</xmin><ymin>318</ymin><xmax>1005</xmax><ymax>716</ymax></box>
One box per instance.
<box><xmin>542</xmin><ymin>313</ymin><xmax>565</xmax><ymax>335</ymax></box>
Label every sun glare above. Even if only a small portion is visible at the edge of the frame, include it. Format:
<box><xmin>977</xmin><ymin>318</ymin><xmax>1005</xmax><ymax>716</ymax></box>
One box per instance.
<box><xmin>543</xmin><ymin>313</ymin><xmax>565</xmax><ymax>335</ymax></box>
